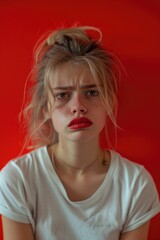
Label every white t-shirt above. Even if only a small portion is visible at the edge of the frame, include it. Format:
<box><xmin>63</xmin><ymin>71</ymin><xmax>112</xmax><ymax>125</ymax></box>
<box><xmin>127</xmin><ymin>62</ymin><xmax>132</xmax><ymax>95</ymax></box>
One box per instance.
<box><xmin>0</xmin><ymin>146</ymin><xmax>160</xmax><ymax>240</ymax></box>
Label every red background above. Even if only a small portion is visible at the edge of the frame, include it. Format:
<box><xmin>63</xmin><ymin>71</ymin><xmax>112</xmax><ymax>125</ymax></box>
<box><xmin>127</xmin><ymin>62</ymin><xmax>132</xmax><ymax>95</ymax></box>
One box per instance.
<box><xmin>0</xmin><ymin>0</ymin><xmax>160</xmax><ymax>239</ymax></box>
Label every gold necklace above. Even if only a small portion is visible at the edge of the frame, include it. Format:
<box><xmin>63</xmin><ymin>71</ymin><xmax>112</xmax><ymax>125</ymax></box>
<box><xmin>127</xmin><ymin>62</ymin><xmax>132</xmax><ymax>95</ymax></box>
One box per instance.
<box><xmin>50</xmin><ymin>145</ymin><xmax>110</xmax><ymax>171</ymax></box>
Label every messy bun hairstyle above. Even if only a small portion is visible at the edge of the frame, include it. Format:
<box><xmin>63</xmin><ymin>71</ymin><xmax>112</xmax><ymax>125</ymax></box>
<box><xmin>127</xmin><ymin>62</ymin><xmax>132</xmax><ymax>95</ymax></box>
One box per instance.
<box><xmin>22</xmin><ymin>25</ymin><xmax>118</xmax><ymax>149</ymax></box>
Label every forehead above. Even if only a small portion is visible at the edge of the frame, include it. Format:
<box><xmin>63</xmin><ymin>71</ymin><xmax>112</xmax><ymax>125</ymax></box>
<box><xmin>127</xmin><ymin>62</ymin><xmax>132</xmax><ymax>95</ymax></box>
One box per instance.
<box><xmin>50</xmin><ymin>62</ymin><xmax>98</xmax><ymax>88</ymax></box>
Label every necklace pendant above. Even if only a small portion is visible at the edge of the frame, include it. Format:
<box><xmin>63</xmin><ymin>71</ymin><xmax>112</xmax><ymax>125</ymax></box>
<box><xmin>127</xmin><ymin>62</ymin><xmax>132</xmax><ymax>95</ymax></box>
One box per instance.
<box><xmin>102</xmin><ymin>160</ymin><xmax>108</xmax><ymax>166</ymax></box>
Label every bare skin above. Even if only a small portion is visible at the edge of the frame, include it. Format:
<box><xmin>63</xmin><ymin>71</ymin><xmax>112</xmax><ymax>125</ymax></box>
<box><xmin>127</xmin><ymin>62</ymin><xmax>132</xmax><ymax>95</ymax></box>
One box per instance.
<box><xmin>1</xmin><ymin>217</ymin><xmax>34</xmax><ymax>240</ymax></box>
<box><xmin>48</xmin><ymin>143</ymin><xmax>111</xmax><ymax>201</ymax></box>
<box><xmin>1</xmin><ymin>63</ymin><xmax>151</xmax><ymax>239</ymax></box>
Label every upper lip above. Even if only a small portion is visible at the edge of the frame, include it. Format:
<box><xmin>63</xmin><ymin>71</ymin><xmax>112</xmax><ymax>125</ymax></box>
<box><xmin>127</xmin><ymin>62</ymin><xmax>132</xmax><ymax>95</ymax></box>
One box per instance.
<box><xmin>68</xmin><ymin>117</ymin><xmax>92</xmax><ymax>127</ymax></box>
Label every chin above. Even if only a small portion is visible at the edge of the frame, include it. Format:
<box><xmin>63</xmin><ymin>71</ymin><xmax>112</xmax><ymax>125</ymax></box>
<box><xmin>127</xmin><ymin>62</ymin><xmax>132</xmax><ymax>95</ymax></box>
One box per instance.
<box><xmin>64</xmin><ymin>132</ymin><xmax>100</xmax><ymax>143</ymax></box>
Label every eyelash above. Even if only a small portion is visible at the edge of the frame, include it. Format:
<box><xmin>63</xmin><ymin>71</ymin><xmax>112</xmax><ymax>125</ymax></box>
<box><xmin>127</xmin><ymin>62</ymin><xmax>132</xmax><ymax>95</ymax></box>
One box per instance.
<box><xmin>85</xmin><ymin>90</ymin><xmax>99</xmax><ymax>96</ymax></box>
<box><xmin>54</xmin><ymin>90</ymin><xmax>99</xmax><ymax>100</ymax></box>
<box><xmin>54</xmin><ymin>92</ymin><xmax>71</xmax><ymax>100</ymax></box>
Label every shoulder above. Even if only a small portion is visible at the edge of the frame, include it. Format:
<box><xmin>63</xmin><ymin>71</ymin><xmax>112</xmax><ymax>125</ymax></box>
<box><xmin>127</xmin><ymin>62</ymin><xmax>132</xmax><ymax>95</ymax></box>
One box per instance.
<box><xmin>0</xmin><ymin>146</ymin><xmax>48</xmax><ymax>183</ymax></box>
<box><xmin>109</xmin><ymin>150</ymin><xmax>156</xmax><ymax>190</ymax></box>
<box><xmin>110</xmin><ymin>150</ymin><xmax>144</xmax><ymax>175</ymax></box>
<box><xmin>110</xmin><ymin>152</ymin><xmax>160</xmax><ymax>232</ymax></box>
<box><xmin>0</xmin><ymin>148</ymin><xmax>48</xmax><ymax>226</ymax></box>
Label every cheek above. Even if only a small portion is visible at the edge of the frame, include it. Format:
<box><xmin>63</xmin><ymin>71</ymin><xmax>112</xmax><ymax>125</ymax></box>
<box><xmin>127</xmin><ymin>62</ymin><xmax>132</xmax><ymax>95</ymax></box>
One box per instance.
<box><xmin>94</xmin><ymin>102</ymin><xmax>106</xmax><ymax>116</ymax></box>
<box><xmin>97</xmin><ymin>107</ymin><xmax>107</xmax><ymax>125</ymax></box>
<box><xmin>92</xmin><ymin>105</ymin><xmax>106</xmax><ymax>125</ymax></box>
<box><xmin>51</xmin><ymin>107</ymin><xmax>68</xmax><ymax>130</ymax></box>
<box><xmin>99</xmin><ymin>113</ymin><xmax>107</xmax><ymax>126</ymax></box>
<box><xmin>51</xmin><ymin>109</ymin><xmax>61</xmax><ymax>127</ymax></box>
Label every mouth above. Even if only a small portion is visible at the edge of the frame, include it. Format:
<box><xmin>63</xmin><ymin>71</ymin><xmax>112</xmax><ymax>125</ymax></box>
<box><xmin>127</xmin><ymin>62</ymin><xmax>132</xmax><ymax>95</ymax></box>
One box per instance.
<box><xmin>68</xmin><ymin>117</ymin><xmax>92</xmax><ymax>129</ymax></box>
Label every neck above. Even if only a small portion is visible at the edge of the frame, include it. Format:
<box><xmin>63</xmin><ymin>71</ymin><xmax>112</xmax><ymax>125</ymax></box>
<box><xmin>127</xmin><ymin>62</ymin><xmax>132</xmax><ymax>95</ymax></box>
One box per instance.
<box><xmin>51</xmin><ymin>139</ymin><xmax>103</xmax><ymax>175</ymax></box>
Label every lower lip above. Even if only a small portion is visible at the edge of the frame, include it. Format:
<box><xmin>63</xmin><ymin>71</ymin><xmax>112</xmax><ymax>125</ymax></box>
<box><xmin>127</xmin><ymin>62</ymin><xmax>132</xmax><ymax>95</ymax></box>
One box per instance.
<box><xmin>69</xmin><ymin>122</ymin><xmax>92</xmax><ymax>129</ymax></box>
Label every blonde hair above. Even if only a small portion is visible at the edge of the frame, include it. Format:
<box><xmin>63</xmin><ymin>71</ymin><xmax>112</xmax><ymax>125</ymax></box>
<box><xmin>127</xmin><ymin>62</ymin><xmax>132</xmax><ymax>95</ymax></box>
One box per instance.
<box><xmin>22</xmin><ymin>25</ymin><xmax>118</xmax><ymax>149</ymax></box>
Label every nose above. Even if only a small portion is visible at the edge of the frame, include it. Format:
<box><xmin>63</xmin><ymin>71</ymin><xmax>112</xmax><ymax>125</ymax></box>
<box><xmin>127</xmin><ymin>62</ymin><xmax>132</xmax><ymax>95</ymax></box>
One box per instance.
<box><xmin>71</xmin><ymin>94</ymin><xmax>87</xmax><ymax>114</ymax></box>
<box><xmin>71</xmin><ymin>106</ymin><xmax>87</xmax><ymax>114</ymax></box>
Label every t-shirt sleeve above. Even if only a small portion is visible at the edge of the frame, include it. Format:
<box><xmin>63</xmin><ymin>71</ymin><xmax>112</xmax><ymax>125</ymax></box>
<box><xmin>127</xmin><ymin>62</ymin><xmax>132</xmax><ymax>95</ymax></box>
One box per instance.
<box><xmin>0</xmin><ymin>161</ymin><xmax>32</xmax><ymax>224</ymax></box>
<box><xmin>122</xmin><ymin>167</ymin><xmax>160</xmax><ymax>232</ymax></box>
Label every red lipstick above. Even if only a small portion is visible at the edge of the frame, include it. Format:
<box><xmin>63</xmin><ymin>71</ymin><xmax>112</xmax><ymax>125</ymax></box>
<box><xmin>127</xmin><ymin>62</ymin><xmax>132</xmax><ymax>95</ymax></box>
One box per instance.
<box><xmin>68</xmin><ymin>117</ymin><xmax>92</xmax><ymax>129</ymax></box>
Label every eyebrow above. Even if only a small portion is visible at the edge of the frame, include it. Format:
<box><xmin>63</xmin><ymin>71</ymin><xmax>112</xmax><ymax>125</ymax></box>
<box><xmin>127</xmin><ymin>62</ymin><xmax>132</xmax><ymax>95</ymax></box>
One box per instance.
<box><xmin>53</xmin><ymin>84</ymin><xmax>99</xmax><ymax>90</ymax></box>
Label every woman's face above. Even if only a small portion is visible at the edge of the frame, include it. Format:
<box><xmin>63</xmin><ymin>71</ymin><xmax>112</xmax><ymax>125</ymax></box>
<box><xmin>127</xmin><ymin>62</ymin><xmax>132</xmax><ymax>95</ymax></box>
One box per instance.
<box><xmin>48</xmin><ymin>62</ymin><xmax>107</xmax><ymax>143</ymax></box>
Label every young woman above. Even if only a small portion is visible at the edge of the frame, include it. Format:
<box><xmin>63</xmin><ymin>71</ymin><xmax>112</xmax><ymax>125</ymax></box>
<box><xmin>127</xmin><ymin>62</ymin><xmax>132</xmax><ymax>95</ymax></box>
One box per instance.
<box><xmin>0</xmin><ymin>25</ymin><xmax>160</xmax><ymax>240</ymax></box>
